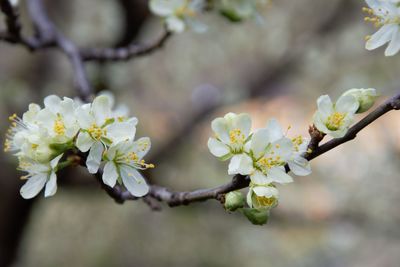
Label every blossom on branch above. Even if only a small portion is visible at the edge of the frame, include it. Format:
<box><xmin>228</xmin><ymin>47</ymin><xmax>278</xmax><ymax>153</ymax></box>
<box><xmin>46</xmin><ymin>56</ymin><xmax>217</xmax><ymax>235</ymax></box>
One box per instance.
<box><xmin>4</xmin><ymin>93</ymin><xmax>153</xmax><ymax>199</ymax></box>
<box><xmin>149</xmin><ymin>0</ymin><xmax>207</xmax><ymax>33</ymax></box>
<box><xmin>364</xmin><ymin>0</ymin><xmax>400</xmax><ymax>56</ymax></box>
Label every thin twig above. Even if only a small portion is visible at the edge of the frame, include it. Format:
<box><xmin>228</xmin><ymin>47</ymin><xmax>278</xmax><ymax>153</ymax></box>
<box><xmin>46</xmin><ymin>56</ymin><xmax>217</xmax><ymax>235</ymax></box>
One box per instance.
<box><xmin>80</xmin><ymin>30</ymin><xmax>172</xmax><ymax>62</ymax></box>
<box><xmin>97</xmin><ymin>91</ymin><xmax>400</xmax><ymax>207</ymax></box>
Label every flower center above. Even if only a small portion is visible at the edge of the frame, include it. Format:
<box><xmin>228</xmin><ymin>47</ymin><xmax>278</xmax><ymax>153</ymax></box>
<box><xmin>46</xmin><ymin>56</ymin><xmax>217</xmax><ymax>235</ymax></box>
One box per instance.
<box><xmin>175</xmin><ymin>1</ymin><xmax>196</xmax><ymax>18</ymax></box>
<box><xmin>255</xmin><ymin>155</ymin><xmax>282</xmax><ymax>172</ymax></box>
<box><xmin>255</xmin><ymin>195</ymin><xmax>277</xmax><ymax>207</ymax></box>
<box><xmin>53</xmin><ymin>116</ymin><xmax>66</xmax><ymax>135</ymax></box>
<box><xmin>326</xmin><ymin>112</ymin><xmax>345</xmax><ymax>131</ymax></box>
<box><xmin>88</xmin><ymin>123</ymin><xmax>104</xmax><ymax>140</ymax></box>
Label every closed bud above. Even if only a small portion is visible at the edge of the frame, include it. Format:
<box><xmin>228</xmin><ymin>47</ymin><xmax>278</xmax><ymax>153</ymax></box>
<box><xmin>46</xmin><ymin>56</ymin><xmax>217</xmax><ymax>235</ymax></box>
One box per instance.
<box><xmin>224</xmin><ymin>191</ymin><xmax>245</xmax><ymax>211</ymax></box>
<box><xmin>242</xmin><ymin>208</ymin><xmax>269</xmax><ymax>225</ymax></box>
<box><xmin>342</xmin><ymin>88</ymin><xmax>378</xmax><ymax>113</ymax></box>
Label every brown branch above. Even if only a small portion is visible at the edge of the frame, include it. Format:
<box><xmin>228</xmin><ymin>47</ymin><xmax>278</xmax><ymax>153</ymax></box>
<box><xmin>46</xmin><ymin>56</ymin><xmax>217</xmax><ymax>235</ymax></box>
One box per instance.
<box><xmin>96</xmin><ymin>91</ymin><xmax>400</xmax><ymax>207</ymax></box>
<box><xmin>80</xmin><ymin>30</ymin><xmax>172</xmax><ymax>62</ymax></box>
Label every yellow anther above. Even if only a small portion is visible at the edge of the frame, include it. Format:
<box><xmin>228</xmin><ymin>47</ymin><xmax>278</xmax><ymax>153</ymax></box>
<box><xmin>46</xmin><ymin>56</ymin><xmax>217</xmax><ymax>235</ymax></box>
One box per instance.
<box><xmin>53</xmin><ymin>116</ymin><xmax>66</xmax><ymax>135</ymax></box>
<box><xmin>326</xmin><ymin>112</ymin><xmax>345</xmax><ymax>131</ymax></box>
<box><xmin>229</xmin><ymin>128</ymin><xmax>245</xmax><ymax>145</ymax></box>
<box><xmin>3</xmin><ymin>139</ymin><xmax>11</xmax><ymax>152</ymax></box>
<box><xmin>275</xmin><ymin>144</ymin><xmax>280</xmax><ymax>149</ymax></box>
<box><xmin>255</xmin><ymin>195</ymin><xmax>277</xmax><ymax>207</ymax></box>
<box><xmin>31</xmin><ymin>144</ymin><xmax>38</xmax><ymax>149</ymax></box>
<box><xmin>88</xmin><ymin>123</ymin><xmax>103</xmax><ymax>140</ymax></box>
<box><xmin>365</xmin><ymin>35</ymin><xmax>371</xmax><ymax>41</ymax></box>
<box><xmin>8</xmin><ymin>113</ymin><xmax>17</xmax><ymax>121</ymax></box>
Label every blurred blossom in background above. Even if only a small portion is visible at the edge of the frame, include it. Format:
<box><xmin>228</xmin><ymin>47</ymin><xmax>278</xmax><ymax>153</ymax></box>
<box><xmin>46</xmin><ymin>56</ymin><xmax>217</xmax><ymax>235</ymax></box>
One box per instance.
<box><xmin>1</xmin><ymin>0</ymin><xmax>400</xmax><ymax>266</ymax></box>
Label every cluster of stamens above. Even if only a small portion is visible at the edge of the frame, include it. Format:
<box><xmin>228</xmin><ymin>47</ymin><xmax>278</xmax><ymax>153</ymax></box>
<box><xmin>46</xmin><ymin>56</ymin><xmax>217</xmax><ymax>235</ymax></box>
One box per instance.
<box><xmin>53</xmin><ymin>115</ymin><xmax>66</xmax><ymax>136</ymax></box>
<box><xmin>326</xmin><ymin>112</ymin><xmax>346</xmax><ymax>131</ymax></box>
<box><xmin>88</xmin><ymin>123</ymin><xmax>104</xmax><ymax>140</ymax></box>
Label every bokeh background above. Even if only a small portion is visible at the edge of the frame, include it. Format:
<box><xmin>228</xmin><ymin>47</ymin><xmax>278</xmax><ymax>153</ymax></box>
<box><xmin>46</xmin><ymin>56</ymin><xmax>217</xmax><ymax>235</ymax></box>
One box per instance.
<box><xmin>1</xmin><ymin>0</ymin><xmax>400</xmax><ymax>266</ymax></box>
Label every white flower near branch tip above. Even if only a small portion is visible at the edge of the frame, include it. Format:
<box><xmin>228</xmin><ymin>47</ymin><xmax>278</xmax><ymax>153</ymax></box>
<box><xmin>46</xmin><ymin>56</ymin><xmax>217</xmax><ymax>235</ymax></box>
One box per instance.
<box><xmin>75</xmin><ymin>95</ymin><xmax>137</xmax><ymax>174</ymax></box>
<box><xmin>313</xmin><ymin>94</ymin><xmax>359</xmax><ymax>138</ymax></box>
<box><xmin>364</xmin><ymin>0</ymin><xmax>400</xmax><ymax>56</ymax></box>
<box><xmin>102</xmin><ymin>138</ymin><xmax>154</xmax><ymax>197</ymax></box>
<box><xmin>149</xmin><ymin>0</ymin><xmax>207</xmax><ymax>33</ymax></box>
<box><xmin>19</xmin><ymin>154</ymin><xmax>63</xmax><ymax>199</ymax></box>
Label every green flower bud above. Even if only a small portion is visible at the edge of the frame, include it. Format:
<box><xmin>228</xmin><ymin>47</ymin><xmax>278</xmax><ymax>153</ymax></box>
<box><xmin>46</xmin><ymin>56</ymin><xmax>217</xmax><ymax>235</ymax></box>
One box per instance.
<box><xmin>242</xmin><ymin>207</ymin><xmax>269</xmax><ymax>225</ymax></box>
<box><xmin>342</xmin><ymin>88</ymin><xmax>378</xmax><ymax>113</ymax></box>
<box><xmin>224</xmin><ymin>191</ymin><xmax>245</xmax><ymax>211</ymax></box>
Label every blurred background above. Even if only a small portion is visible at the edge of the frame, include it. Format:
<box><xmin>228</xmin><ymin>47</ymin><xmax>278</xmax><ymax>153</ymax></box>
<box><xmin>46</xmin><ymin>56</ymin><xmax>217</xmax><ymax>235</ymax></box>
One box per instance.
<box><xmin>1</xmin><ymin>0</ymin><xmax>400</xmax><ymax>266</ymax></box>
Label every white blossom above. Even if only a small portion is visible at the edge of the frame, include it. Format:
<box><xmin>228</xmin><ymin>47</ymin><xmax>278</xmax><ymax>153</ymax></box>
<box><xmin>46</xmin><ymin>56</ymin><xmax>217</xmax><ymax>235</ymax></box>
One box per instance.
<box><xmin>313</xmin><ymin>94</ymin><xmax>359</xmax><ymax>138</ymax></box>
<box><xmin>75</xmin><ymin>95</ymin><xmax>137</xmax><ymax>174</ymax></box>
<box><xmin>364</xmin><ymin>0</ymin><xmax>400</xmax><ymax>56</ymax></box>
<box><xmin>19</xmin><ymin>154</ymin><xmax>63</xmax><ymax>199</ymax></box>
<box><xmin>208</xmin><ymin>112</ymin><xmax>251</xmax><ymax>159</ymax></box>
<box><xmin>149</xmin><ymin>0</ymin><xmax>206</xmax><ymax>33</ymax></box>
<box><xmin>102</xmin><ymin>138</ymin><xmax>153</xmax><ymax>197</ymax></box>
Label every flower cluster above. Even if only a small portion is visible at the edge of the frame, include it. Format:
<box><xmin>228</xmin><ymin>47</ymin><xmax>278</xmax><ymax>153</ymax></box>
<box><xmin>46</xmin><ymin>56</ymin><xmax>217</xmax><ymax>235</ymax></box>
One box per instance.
<box><xmin>208</xmin><ymin>112</ymin><xmax>312</xmax><ymax>222</ymax></box>
<box><xmin>149</xmin><ymin>0</ymin><xmax>268</xmax><ymax>33</ymax></box>
<box><xmin>4</xmin><ymin>94</ymin><xmax>153</xmax><ymax>199</ymax></box>
<box><xmin>363</xmin><ymin>0</ymin><xmax>400</xmax><ymax>56</ymax></box>
<box><xmin>313</xmin><ymin>88</ymin><xmax>378</xmax><ymax>138</ymax></box>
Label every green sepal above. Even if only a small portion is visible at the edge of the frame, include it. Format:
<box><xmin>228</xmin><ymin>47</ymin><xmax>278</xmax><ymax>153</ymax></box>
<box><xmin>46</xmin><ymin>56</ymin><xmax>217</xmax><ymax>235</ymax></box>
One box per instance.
<box><xmin>49</xmin><ymin>140</ymin><xmax>74</xmax><ymax>154</ymax></box>
<box><xmin>241</xmin><ymin>207</ymin><xmax>269</xmax><ymax>225</ymax></box>
<box><xmin>220</xmin><ymin>9</ymin><xmax>244</xmax><ymax>22</ymax></box>
<box><xmin>218</xmin><ymin>152</ymin><xmax>233</xmax><ymax>161</ymax></box>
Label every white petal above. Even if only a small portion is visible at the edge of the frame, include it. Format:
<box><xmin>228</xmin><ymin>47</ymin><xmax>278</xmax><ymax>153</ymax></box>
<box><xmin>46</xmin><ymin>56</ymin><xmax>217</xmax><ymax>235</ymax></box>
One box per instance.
<box><xmin>92</xmin><ymin>95</ymin><xmax>111</xmax><ymax>126</ymax></box>
<box><xmin>131</xmin><ymin>137</ymin><xmax>152</xmax><ymax>159</ymax></box>
<box><xmin>44</xmin><ymin>172</ymin><xmax>57</xmax><ymax>197</ymax></box>
<box><xmin>228</xmin><ymin>154</ymin><xmax>253</xmax><ymax>175</ymax></box>
<box><xmin>120</xmin><ymin>165</ymin><xmax>149</xmax><ymax>197</ymax></box>
<box><xmin>385</xmin><ymin>28</ymin><xmax>400</xmax><ymax>56</ymax></box>
<box><xmin>288</xmin><ymin>157</ymin><xmax>311</xmax><ymax>176</ymax></box>
<box><xmin>103</xmin><ymin>161</ymin><xmax>118</xmax><ymax>187</ymax></box>
<box><xmin>268</xmin><ymin>167</ymin><xmax>293</xmax><ymax>184</ymax></box>
<box><xmin>253</xmin><ymin>186</ymin><xmax>279</xmax><ymax>198</ymax></box>
<box><xmin>316</xmin><ymin>95</ymin><xmax>334</xmax><ymax>118</ymax></box>
<box><xmin>313</xmin><ymin>112</ymin><xmax>330</xmax><ymax>134</ymax></box>
<box><xmin>149</xmin><ymin>0</ymin><xmax>175</xmax><ymax>16</ymax></box>
<box><xmin>211</xmin><ymin>117</ymin><xmax>230</xmax><ymax>144</ymax></box>
<box><xmin>250</xmin><ymin>170</ymin><xmax>269</xmax><ymax>185</ymax></box>
<box><xmin>166</xmin><ymin>16</ymin><xmax>185</xmax><ymax>33</ymax></box>
<box><xmin>20</xmin><ymin>174</ymin><xmax>47</xmax><ymax>199</ymax></box>
<box><xmin>250</xmin><ymin>129</ymin><xmax>269</xmax><ymax>159</ymax></box>
<box><xmin>76</xmin><ymin>132</ymin><xmax>94</xmax><ymax>152</ymax></box>
<box><xmin>106</xmin><ymin>121</ymin><xmax>136</xmax><ymax>143</ymax></box>
<box><xmin>44</xmin><ymin>95</ymin><xmax>61</xmax><ymax>113</ymax></box>
<box><xmin>266</xmin><ymin>118</ymin><xmax>284</xmax><ymax>142</ymax></box>
<box><xmin>233</xmin><ymin>113</ymin><xmax>252</xmax><ymax>138</ymax></box>
<box><xmin>246</xmin><ymin>189</ymin><xmax>253</xmax><ymax>208</ymax></box>
<box><xmin>50</xmin><ymin>154</ymin><xmax>63</xmax><ymax>169</ymax></box>
<box><xmin>207</xmin><ymin>138</ymin><xmax>230</xmax><ymax>157</ymax></box>
<box><xmin>86</xmin><ymin>142</ymin><xmax>104</xmax><ymax>174</ymax></box>
<box><xmin>76</xmin><ymin>104</ymin><xmax>94</xmax><ymax>129</ymax></box>
<box><xmin>336</xmin><ymin>94</ymin><xmax>359</xmax><ymax>114</ymax></box>
<box><xmin>366</xmin><ymin>24</ymin><xmax>397</xmax><ymax>50</ymax></box>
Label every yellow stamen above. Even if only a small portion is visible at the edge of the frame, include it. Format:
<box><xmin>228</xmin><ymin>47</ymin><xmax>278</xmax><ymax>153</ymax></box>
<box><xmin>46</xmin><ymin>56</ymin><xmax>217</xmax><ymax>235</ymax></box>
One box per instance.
<box><xmin>326</xmin><ymin>112</ymin><xmax>346</xmax><ymax>131</ymax></box>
